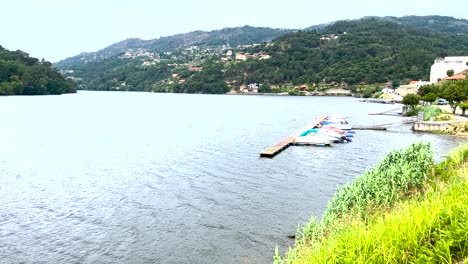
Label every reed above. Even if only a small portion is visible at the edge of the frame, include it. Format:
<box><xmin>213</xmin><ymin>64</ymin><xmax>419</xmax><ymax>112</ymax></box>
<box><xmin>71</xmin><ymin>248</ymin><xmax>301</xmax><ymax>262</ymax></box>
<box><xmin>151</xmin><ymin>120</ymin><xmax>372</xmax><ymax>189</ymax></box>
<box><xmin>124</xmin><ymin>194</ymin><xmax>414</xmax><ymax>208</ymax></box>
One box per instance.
<box><xmin>276</xmin><ymin>143</ymin><xmax>468</xmax><ymax>264</ymax></box>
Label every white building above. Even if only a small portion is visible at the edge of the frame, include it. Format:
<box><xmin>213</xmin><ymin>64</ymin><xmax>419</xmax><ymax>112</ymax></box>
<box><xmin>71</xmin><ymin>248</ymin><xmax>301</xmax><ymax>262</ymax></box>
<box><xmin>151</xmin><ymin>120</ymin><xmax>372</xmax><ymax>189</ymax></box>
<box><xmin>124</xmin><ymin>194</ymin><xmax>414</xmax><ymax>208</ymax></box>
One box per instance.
<box><xmin>248</xmin><ymin>83</ymin><xmax>260</xmax><ymax>93</ymax></box>
<box><xmin>430</xmin><ymin>56</ymin><xmax>468</xmax><ymax>83</ymax></box>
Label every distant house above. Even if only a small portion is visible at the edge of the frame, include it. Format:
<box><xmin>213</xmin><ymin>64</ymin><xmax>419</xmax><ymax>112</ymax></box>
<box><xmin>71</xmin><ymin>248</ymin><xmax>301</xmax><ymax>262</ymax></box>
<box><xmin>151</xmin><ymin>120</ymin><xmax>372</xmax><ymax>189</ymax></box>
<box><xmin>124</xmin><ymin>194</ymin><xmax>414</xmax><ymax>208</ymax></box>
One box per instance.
<box><xmin>443</xmin><ymin>73</ymin><xmax>466</xmax><ymax>81</ymax></box>
<box><xmin>298</xmin><ymin>84</ymin><xmax>307</xmax><ymax>91</ymax></box>
<box><xmin>259</xmin><ymin>54</ymin><xmax>271</xmax><ymax>60</ymax></box>
<box><xmin>172</xmin><ymin>73</ymin><xmax>179</xmax><ymax>78</ymax></box>
<box><xmin>396</xmin><ymin>84</ymin><xmax>417</xmax><ymax>97</ymax></box>
<box><xmin>226</xmin><ymin>50</ymin><xmax>233</xmax><ymax>56</ymax></box>
<box><xmin>248</xmin><ymin>83</ymin><xmax>260</xmax><ymax>93</ymax></box>
<box><xmin>179</xmin><ymin>79</ymin><xmax>186</xmax><ymax>84</ymax></box>
<box><xmin>189</xmin><ymin>66</ymin><xmax>203</xmax><ymax>71</ymax></box>
<box><xmin>395</xmin><ymin>80</ymin><xmax>430</xmax><ymax>96</ymax></box>
<box><xmin>430</xmin><ymin>56</ymin><xmax>468</xmax><ymax>83</ymax></box>
<box><xmin>382</xmin><ymin>88</ymin><xmax>394</xmax><ymax>94</ymax></box>
<box><xmin>235</xmin><ymin>53</ymin><xmax>255</xmax><ymax>61</ymax></box>
<box><xmin>320</xmin><ymin>34</ymin><xmax>339</xmax><ymax>41</ymax></box>
<box><xmin>236</xmin><ymin>53</ymin><xmax>248</xmax><ymax>61</ymax></box>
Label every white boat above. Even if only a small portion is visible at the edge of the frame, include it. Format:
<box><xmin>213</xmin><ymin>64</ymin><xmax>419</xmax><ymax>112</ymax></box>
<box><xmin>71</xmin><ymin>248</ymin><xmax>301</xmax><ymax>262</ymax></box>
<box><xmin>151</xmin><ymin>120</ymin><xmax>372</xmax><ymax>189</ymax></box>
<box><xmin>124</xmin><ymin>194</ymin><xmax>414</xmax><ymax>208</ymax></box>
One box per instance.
<box><xmin>294</xmin><ymin>135</ymin><xmax>336</xmax><ymax>146</ymax></box>
<box><xmin>316</xmin><ymin>129</ymin><xmax>344</xmax><ymax>139</ymax></box>
<box><xmin>322</xmin><ymin>123</ymin><xmax>352</xmax><ymax>130</ymax></box>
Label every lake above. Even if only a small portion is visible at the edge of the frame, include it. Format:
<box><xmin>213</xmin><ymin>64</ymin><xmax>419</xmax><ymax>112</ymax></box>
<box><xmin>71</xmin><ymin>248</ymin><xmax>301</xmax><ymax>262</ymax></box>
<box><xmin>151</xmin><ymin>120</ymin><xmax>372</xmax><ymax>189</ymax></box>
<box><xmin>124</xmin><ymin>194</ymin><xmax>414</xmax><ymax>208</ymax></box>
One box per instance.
<box><xmin>0</xmin><ymin>91</ymin><xmax>465</xmax><ymax>264</ymax></box>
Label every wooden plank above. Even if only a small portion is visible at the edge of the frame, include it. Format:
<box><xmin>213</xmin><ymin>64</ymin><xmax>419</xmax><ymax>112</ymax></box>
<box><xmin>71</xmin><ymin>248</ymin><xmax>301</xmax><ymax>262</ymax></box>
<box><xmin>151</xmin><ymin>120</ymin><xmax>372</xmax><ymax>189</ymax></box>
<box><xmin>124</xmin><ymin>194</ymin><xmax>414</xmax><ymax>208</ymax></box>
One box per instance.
<box><xmin>352</xmin><ymin>125</ymin><xmax>387</xmax><ymax>130</ymax></box>
<box><xmin>260</xmin><ymin>115</ymin><xmax>328</xmax><ymax>158</ymax></box>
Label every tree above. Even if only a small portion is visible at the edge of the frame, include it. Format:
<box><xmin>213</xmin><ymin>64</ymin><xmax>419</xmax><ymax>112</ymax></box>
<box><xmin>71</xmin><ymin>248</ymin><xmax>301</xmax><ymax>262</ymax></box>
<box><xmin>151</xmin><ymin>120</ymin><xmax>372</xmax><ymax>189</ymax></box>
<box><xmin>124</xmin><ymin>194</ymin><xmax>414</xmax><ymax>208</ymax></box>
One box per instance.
<box><xmin>447</xmin><ymin>69</ymin><xmax>455</xmax><ymax>77</ymax></box>
<box><xmin>392</xmin><ymin>79</ymin><xmax>400</xmax><ymax>89</ymax></box>
<box><xmin>418</xmin><ymin>84</ymin><xmax>440</xmax><ymax>96</ymax></box>
<box><xmin>258</xmin><ymin>83</ymin><xmax>271</xmax><ymax>93</ymax></box>
<box><xmin>459</xmin><ymin>102</ymin><xmax>468</xmax><ymax>116</ymax></box>
<box><xmin>422</xmin><ymin>92</ymin><xmax>437</xmax><ymax>105</ymax></box>
<box><xmin>442</xmin><ymin>81</ymin><xmax>467</xmax><ymax>114</ymax></box>
<box><xmin>402</xmin><ymin>94</ymin><xmax>421</xmax><ymax>109</ymax></box>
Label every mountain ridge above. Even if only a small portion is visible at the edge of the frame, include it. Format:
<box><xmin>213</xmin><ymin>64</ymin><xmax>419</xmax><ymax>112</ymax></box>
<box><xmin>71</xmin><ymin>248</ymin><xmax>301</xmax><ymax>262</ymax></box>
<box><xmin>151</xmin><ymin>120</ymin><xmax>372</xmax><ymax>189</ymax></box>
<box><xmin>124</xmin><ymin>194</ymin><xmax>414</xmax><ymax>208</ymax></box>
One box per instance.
<box><xmin>54</xmin><ymin>15</ymin><xmax>468</xmax><ymax>94</ymax></box>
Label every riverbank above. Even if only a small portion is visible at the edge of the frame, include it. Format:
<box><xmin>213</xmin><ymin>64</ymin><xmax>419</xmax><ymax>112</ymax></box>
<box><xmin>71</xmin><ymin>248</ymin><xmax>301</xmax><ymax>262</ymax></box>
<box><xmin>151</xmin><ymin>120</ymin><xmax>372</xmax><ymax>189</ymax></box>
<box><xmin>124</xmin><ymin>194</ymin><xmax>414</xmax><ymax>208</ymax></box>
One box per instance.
<box><xmin>412</xmin><ymin>105</ymin><xmax>468</xmax><ymax>136</ymax></box>
<box><xmin>275</xmin><ymin>142</ymin><xmax>468</xmax><ymax>263</ymax></box>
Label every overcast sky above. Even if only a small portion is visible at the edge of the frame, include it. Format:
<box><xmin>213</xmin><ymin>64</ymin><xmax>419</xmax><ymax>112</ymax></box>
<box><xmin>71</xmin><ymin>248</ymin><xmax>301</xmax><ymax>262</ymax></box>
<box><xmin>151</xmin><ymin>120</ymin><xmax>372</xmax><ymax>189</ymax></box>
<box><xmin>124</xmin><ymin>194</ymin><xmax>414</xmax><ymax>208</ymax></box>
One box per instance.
<box><xmin>2</xmin><ymin>0</ymin><xmax>468</xmax><ymax>62</ymax></box>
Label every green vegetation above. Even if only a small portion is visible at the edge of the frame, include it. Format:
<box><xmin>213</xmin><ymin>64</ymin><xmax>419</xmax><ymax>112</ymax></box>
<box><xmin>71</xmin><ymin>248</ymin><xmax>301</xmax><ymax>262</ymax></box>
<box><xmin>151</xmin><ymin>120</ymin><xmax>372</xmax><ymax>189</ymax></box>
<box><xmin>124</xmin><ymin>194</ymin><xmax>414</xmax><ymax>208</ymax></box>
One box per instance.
<box><xmin>55</xmin><ymin>16</ymin><xmax>468</xmax><ymax>94</ymax></box>
<box><xmin>442</xmin><ymin>81</ymin><xmax>468</xmax><ymax>114</ymax></box>
<box><xmin>0</xmin><ymin>46</ymin><xmax>76</xmax><ymax>95</ymax></box>
<box><xmin>460</xmin><ymin>102</ymin><xmax>468</xmax><ymax>116</ymax></box>
<box><xmin>422</xmin><ymin>106</ymin><xmax>443</xmax><ymax>121</ymax></box>
<box><xmin>227</xmin><ymin>17</ymin><xmax>468</xmax><ymax>89</ymax></box>
<box><xmin>422</xmin><ymin>92</ymin><xmax>437</xmax><ymax>105</ymax></box>
<box><xmin>418</xmin><ymin>80</ymin><xmax>468</xmax><ymax>114</ymax></box>
<box><xmin>402</xmin><ymin>94</ymin><xmax>421</xmax><ymax>110</ymax></box>
<box><xmin>406</xmin><ymin>106</ymin><xmax>445</xmax><ymax>121</ymax></box>
<box><xmin>275</xmin><ymin>142</ymin><xmax>468</xmax><ymax>263</ymax></box>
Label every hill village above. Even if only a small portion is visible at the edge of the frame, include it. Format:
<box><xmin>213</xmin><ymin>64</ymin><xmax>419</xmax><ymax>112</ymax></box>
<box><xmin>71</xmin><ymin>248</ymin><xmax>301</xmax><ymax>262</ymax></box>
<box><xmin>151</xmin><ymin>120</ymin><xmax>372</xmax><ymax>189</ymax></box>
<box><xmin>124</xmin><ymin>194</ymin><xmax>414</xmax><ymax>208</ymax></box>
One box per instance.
<box><xmin>234</xmin><ymin>55</ymin><xmax>468</xmax><ymax>97</ymax></box>
<box><xmin>109</xmin><ymin>43</ymin><xmax>468</xmax><ymax>98</ymax></box>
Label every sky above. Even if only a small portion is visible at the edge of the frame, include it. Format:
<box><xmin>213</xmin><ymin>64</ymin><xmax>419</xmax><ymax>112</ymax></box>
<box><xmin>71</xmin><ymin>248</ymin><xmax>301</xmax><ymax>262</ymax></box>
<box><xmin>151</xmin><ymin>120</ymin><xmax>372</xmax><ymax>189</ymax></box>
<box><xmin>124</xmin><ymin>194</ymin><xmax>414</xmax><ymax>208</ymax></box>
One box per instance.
<box><xmin>2</xmin><ymin>0</ymin><xmax>468</xmax><ymax>62</ymax></box>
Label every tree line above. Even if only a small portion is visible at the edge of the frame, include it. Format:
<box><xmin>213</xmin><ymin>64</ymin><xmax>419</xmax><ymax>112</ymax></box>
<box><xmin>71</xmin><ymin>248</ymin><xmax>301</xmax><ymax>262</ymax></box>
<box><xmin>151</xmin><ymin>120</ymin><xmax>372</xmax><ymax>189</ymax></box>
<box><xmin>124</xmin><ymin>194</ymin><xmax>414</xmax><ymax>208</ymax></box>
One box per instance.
<box><xmin>0</xmin><ymin>46</ymin><xmax>76</xmax><ymax>95</ymax></box>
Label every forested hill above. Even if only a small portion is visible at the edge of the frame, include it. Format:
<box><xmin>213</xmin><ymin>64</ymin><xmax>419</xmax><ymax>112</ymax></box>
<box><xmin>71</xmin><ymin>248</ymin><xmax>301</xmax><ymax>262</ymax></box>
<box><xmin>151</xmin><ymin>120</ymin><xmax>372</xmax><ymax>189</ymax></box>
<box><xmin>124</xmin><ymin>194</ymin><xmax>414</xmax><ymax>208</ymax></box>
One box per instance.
<box><xmin>226</xmin><ymin>17</ymin><xmax>468</xmax><ymax>86</ymax></box>
<box><xmin>55</xmin><ymin>16</ymin><xmax>468</xmax><ymax>94</ymax></box>
<box><xmin>0</xmin><ymin>46</ymin><xmax>76</xmax><ymax>95</ymax></box>
<box><xmin>54</xmin><ymin>26</ymin><xmax>292</xmax><ymax>69</ymax></box>
<box><xmin>304</xmin><ymin>16</ymin><xmax>468</xmax><ymax>33</ymax></box>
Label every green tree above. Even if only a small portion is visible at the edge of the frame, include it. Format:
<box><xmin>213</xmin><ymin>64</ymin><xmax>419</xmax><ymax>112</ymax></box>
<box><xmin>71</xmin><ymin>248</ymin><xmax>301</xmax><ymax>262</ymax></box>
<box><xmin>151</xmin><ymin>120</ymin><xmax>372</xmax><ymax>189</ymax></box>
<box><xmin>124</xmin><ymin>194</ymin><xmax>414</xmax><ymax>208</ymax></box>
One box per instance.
<box><xmin>418</xmin><ymin>84</ymin><xmax>440</xmax><ymax>96</ymax></box>
<box><xmin>446</xmin><ymin>69</ymin><xmax>455</xmax><ymax>77</ymax></box>
<box><xmin>402</xmin><ymin>94</ymin><xmax>421</xmax><ymax>109</ymax></box>
<box><xmin>258</xmin><ymin>83</ymin><xmax>271</xmax><ymax>93</ymax></box>
<box><xmin>442</xmin><ymin>81</ymin><xmax>467</xmax><ymax>114</ymax></box>
<box><xmin>392</xmin><ymin>79</ymin><xmax>400</xmax><ymax>89</ymax></box>
<box><xmin>459</xmin><ymin>102</ymin><xmax>468</xmax><ymax>116</ymax></box>
<box><xmin>422</xmin><ymin>92</ymin><xmax>437</xmax><ymax>105</ymax></box>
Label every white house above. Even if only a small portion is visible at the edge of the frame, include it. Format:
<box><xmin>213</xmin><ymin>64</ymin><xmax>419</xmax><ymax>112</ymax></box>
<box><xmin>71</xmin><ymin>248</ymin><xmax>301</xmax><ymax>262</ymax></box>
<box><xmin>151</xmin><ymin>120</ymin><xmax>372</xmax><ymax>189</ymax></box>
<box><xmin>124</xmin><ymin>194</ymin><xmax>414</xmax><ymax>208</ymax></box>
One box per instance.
<box><xmin>430</xmin><ymin>56</ymin><xmax>468</xmax><ymax>83</ymax></box>
<box><xmin>248</xmin><ymin>83</ymin><xmax>260</xmax><ymax>93</ymax></box>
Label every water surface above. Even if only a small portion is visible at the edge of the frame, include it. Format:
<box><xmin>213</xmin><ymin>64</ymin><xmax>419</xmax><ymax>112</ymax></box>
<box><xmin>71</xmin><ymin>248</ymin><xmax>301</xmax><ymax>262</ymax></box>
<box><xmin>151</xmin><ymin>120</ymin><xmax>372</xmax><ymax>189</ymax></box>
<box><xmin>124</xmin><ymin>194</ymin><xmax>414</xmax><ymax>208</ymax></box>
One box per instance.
<box><xmin>0</xmin><ymin>92</ymin><xmax>464</xmax><ymax>263</ymax></box>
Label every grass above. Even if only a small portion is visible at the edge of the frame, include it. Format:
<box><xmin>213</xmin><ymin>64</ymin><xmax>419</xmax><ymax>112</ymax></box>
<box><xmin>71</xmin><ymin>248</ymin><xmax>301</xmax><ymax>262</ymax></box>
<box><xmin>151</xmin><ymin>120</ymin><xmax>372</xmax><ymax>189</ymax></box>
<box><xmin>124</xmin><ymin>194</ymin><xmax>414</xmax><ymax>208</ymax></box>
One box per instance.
<box><xmin>275</xmin><ymin>142</ymin><xmax>468</xmax><ymax>264</ymax></box>
<box><xmin>406</xmin><ymin>106</ymin><xmax>444</xmax><ymax>121</ymax></box>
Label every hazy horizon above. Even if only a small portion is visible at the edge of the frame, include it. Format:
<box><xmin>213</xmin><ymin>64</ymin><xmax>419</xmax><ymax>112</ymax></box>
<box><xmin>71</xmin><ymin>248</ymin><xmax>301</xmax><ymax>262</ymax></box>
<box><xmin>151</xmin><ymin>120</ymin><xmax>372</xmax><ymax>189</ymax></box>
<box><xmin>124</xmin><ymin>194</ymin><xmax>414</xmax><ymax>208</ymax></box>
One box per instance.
<box><xmin>2</xmin><ymin>0</ymin><xmax>468</xmax><ymax>62</ymax></box>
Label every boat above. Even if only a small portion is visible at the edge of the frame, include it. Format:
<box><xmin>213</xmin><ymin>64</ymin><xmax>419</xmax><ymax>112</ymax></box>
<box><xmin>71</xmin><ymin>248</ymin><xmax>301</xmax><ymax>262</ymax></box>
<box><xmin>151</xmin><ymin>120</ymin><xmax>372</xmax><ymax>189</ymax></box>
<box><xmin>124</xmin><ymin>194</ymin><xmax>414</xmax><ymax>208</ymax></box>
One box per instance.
<box><xmin>294</xmin><ymin>134</ymin><xmax>336</xmax><ymax>146</ymax></box>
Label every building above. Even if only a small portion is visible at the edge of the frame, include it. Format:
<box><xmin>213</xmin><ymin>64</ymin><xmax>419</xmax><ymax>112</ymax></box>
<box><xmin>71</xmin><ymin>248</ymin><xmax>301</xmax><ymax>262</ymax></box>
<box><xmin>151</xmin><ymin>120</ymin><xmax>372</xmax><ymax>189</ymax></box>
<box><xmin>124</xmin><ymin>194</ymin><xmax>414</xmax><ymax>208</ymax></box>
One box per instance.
<box><xmin>189</xmin><ymin>66</ymin><xmax>203</xmax><ymax>71</ymax></box>
<box><xmin>443</xmin><ymin>72</ymin><xmax>466</xmax><ymax>81</ymax></box>
<box><xmin>395</xmin><ymin>80</ymin><xmax>430</xmax><ymax>97</ymax></box>
<box><xmin>248</xmin><ymin>83</ymin><xmax>260</xmax><ymax>93</ymax></box>
<box><xmin>382</xmin><ymin>88</ymin><xmax>395</xmax><ymax>94</ymax></box>
<box><xmin>430</xmin><ymin>56</ymin><xmax>468</xmax><ymax>83</ymax></box>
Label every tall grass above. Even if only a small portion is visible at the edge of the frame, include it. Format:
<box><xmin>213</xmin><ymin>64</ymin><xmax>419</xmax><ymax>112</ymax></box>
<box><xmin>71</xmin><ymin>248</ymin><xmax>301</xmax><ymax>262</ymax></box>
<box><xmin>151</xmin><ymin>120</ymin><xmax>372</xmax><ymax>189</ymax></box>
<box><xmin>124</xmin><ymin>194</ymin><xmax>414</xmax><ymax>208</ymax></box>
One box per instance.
<box><xmin>276</xmin><ymin>143</ymin><xmax>468</xmax><ymax>264</ymax></box>
<box><xmin>321</xmin><ymin>142</ymin><xmax>433</xmax><ymax>228</ymax></box>
<box><xmin>406</xmin><ymin>106</ymin><xmax>443</xmax><ymax>120</ymax></box>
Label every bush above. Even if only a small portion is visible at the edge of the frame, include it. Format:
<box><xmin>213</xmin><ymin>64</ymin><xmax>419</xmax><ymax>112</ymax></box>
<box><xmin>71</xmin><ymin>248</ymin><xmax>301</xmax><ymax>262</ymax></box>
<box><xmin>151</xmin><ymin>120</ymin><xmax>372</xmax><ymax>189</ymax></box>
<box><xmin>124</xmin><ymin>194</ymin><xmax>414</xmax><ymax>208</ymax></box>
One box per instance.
<box><xmin>423</xmin><ymin>106</ymin><xmax>442</xmax><ymax>121</ymax></box>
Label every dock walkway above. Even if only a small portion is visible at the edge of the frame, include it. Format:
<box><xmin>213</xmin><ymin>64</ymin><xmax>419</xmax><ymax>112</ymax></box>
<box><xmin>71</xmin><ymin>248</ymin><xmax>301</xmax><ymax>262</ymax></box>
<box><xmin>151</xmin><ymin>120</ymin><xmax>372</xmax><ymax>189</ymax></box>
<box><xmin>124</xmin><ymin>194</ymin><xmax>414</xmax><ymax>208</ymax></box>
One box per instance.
<box><xmin>260</xmin><ymin>115</ymin><xmax>327</xmax><ymax>158</ymax></box>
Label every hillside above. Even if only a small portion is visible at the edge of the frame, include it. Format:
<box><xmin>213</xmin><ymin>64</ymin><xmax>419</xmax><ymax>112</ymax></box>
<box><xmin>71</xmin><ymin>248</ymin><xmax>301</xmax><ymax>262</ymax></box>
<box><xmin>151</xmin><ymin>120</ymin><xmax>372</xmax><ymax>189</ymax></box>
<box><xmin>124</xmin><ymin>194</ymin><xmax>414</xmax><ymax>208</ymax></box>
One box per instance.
<box><xmin>55</xmin><ymin>16</ymin><xmax>468</xmax><ymax>94</ymax></box>
<box><xmin>0</xmin><ymin>46</ymin><xmax>76</xmax><ymax>95</ymax></box>
<box><xmin>54</xmin><ymin>26</ymin><xmax>291</xmax><ymax>69</ymax></box>
<box><xmin>304</xmin><ymin>15</ymin><xmax>468</xmax><ymax>34</ymax></box>
<box><xmin>226</xmin><ymin>17</ymin><xmax>468</xmax><ymax>88</ymax></box>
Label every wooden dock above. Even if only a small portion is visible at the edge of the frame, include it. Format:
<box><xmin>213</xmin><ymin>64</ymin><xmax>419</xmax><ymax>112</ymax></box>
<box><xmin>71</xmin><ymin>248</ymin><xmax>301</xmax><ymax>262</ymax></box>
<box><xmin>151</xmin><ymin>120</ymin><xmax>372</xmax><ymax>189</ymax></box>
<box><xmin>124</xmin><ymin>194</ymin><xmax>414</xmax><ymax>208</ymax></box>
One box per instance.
<box><xmin>260</xmin><ymin>115</ymin><xmax>327</xmax><ymax>158</ymax></box>
<box><xmin>368</xmin><ymin>107</ymin><xmax>401</xmax><ymax>116</ymax></box>
<box><xmin>352</xmin><ymin>125</ymin><xmax>387</xmax><ymax>130</ymax></box>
